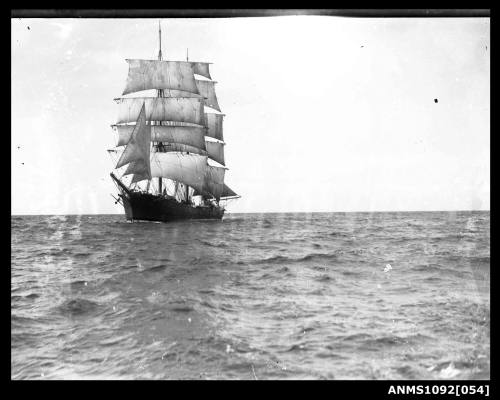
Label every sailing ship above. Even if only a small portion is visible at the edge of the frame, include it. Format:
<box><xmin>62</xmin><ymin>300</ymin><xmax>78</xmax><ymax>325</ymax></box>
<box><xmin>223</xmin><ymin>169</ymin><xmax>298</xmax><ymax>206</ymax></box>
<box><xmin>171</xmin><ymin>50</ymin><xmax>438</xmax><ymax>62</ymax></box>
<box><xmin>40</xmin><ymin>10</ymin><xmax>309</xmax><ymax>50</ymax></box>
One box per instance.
<box><xmin>108</xmin><ymin>22</ymin><xmax>239</xmax><ymax>222</ymax></box>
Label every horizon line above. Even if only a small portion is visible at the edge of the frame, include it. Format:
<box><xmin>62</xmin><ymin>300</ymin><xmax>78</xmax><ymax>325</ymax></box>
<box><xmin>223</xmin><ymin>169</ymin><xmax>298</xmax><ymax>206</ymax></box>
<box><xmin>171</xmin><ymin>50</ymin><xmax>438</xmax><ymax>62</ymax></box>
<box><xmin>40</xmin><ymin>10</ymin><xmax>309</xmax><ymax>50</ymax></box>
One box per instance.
<box><xmin>11</xmin><ymin>209</ymin><xmax>490</xmax><ymax>217</ymax></box>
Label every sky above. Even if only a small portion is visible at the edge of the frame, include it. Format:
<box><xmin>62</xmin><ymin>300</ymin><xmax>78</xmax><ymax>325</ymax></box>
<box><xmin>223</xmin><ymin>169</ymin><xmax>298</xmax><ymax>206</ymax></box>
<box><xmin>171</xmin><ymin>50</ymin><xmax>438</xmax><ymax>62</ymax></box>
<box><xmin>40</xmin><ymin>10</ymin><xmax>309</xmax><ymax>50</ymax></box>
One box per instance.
<box><xmin>11</xmin><ymin>17</ymin><xmax>489</xmax><ymax>214</ymax></box>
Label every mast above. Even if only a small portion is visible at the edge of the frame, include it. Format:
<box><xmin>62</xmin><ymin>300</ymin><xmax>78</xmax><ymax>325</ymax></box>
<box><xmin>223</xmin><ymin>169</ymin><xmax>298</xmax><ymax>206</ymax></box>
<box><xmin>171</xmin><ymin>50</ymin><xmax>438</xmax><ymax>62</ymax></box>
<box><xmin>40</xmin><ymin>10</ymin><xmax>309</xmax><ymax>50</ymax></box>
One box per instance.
<box><xmin>157</xmin><ymin>20</ymin><xmax>163</xmax><ymax>195</ymax></box>
<box><xmin>184</xmin><ymin>48</ymin><xmax>189</xmax><ymax>204</ymax></box>
<box><xmin>158</xmin><ymin>20</ymin><xmax>162</xmax><ymax>61</ymax></box>
<box><xmin>183</xmin><ymin>45</ymin><xmax>191</xmax><ymax>204</ymax></box>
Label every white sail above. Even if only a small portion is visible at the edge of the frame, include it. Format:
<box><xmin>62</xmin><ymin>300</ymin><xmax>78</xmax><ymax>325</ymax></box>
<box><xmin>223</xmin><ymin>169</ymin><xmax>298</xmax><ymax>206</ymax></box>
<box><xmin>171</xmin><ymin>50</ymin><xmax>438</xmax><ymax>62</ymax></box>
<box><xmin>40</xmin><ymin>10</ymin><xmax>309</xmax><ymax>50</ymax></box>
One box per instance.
<box><xmin>131</xmin><ymin>171</ymin><xmax>150</xmax><ymax>183</ymax></box>
<box><xmin>196</xmin><ymin>80</ymin><xmax>220</xmax><ymax>111</ymax></box>
<box><xmin>191</xmin><ymin>62</ymin><xmax>212</xmax><ymax>80</ymax></box>
<box><xmin>205</xmin><ymin>141</ymin><xmax>225</xmax><ymax>166</ymax></box>
<box><xmin>123</xmin><ymin>159</ymin><xmax>150</xmax><ymax>183</ymax></box>
<box><xmin>161</xmin><ymin>89</ymin><xmax>203</xmax><ymax>98</ymax></box>
<box><xmin>203</xmin><ymin>165</ymin><xmax>226</xmax><ymax>200</ymax></box>
<box><xmin>116</xmin><ymin>97</ymin><xmax>205</xmax><ymax>125</ymax></box>
<box><xmin>122</xmin><ymin>59</ymin><xmax>199</xmax><ymax>95</ymax></box>
<box><xmin>205</xmin><ymin>113</ymin><xmax>223</xmax><ymax>141</ymax></box>
<box><xmin>115</xmin><ymin>125</ymin><xmax>206</xmax><ymax>150</ymax></box>
<box><xmin>115</xmin><ymin>103</ymin><xmax>151</xmax><ymax>182</ymax></box>
<box><xmin>221</xmin><ymin>184</ymin><xmax>238</xmax><ymax>198</ymax></box>
<box><xmin>150</xmin><ymin>152</ymin><xmax>208</xmax><ymax>193</ymax></box>
<box><xmin>194</xmin><ymin>183</ymin><xmax>238</xmax><ymax>199</ymax></box>
<box><xmin>162</xmin><ymin>143</ymin><xmax>208</xmax><ymax>156</ymax></box>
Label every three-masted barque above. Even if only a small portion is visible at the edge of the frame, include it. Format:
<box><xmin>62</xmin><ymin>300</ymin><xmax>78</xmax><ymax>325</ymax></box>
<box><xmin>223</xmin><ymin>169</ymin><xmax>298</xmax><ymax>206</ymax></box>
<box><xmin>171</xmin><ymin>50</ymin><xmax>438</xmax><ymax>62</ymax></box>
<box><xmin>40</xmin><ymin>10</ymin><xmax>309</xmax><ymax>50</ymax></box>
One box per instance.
<box><xmin>108</xmin><ymin>22</ymin><xmax>239</xmax><ymax>222</ymax></box>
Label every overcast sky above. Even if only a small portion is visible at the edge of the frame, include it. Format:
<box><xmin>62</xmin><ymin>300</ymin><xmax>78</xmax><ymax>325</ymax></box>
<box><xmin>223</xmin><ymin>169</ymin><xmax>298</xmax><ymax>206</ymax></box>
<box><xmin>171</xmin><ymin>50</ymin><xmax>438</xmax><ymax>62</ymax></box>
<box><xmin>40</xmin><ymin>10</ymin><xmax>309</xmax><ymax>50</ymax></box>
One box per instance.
<box><xmin>11</xmin><ymin>17</ymin><xmax>489</xmax><ymax>214</ymax></box>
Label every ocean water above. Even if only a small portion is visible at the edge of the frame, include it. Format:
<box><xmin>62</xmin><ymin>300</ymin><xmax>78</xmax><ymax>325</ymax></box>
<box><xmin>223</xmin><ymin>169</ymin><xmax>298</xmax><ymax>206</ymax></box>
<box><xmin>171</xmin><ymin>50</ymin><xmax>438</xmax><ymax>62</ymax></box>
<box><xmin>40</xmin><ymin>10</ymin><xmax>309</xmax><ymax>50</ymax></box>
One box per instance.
<box><xmin>11</xmin><ymin>211</ymin><xmax>490</xmax><ymax>380</ymax></box>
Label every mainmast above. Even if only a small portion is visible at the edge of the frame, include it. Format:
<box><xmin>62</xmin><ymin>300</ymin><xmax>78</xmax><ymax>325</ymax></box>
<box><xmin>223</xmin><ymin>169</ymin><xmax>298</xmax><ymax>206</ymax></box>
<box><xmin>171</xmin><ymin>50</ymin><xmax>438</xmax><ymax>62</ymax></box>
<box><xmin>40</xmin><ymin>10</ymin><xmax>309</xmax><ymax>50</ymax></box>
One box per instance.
<box><xmin>158</xmin><ymin>20</ymin><xmax>162</xmax><ymax>61</ymax></box>
<box><xmin>157</xmin><ymin>20</ymin><xmax>164</xmax><ymax>195</ymax></box>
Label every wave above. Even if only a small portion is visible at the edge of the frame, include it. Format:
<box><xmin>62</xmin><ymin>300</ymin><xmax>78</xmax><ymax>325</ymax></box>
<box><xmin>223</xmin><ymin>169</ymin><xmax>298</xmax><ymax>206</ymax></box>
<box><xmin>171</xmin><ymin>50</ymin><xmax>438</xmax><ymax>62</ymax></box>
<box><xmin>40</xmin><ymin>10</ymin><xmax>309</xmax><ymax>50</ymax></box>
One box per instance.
<box><xmin>169</xmin><ymin>305</ymin><xmax>195</xmax><ymax>313</ymax></box>
<box><xmin>338</xmin><ymin>333</ymin><xmax>372</xmax><ymax>342</ymax></box>
<box><xmin>11</xmin><ymin>314</ymin><xmax>38</xmax><ymax>325</ymax></box>
<box><xmin>287</xmin><ymin>343</ymin><xmax>308</xmax><ymax>352</ymax></box>
<box><xmin>144</xmin><ymin>264</ymin><xmax>168</xmax><ymax>273</ymax></box>
<box><xmin>256</xmin><ymin>253</ymin><xmax>337</xmax><ymax>265</ymax></box>
<box><xmin>261</xmin><ymin>220</ymin><xmax>273</xmax><ymax>228</ymax></box>
<box><xmin>316</xmin><ymin>274</ymin><xmax>334</xmax><ymax>282</ymax></box>
<box><xmin>69</xmin><ymin>280</ymin><xmax>89</xmax><ymax>289</ymax></box>
<box><xmin>277</xmin><ymin>266</ymin><xmax>291</xmax><ymax>273</ymax></box>
<box><xmin>337</xmin><ymin>333</ymin><xmax>433</xmax><ymax>351</ymax></box>
<box><xmin>341</xmin><ymin>270</ymin><xmax>363</xmax><ymax>277</ymax></box>
<box><xmin>411</xmin><ymin>263</ymin><xmax>444</xmax><ymax>272</ymax></box>
<box><xmin>167</xmin><ymin>299</ymin><xmax>195</xmax><ymax>313</ymax></box>
<box><xmin>198</xmin><ymin>239</ymin><xmax>228</xmax><ymax>248</ymax></box>
<box><xmin>73</xmin><ymin>252</ymin><xmax>92</xmax><ymax>258</ymax></box>
<box><xmin>12</xmin><ymin>293</ymin><xmax>39</xmax><ymax>300</ymax></box>
<box><xmin>467</xmin><ymin>256</ymin><xmax>490</xmax><ymax>264</ymax></box>
<box><xmin>99</xmin><ymin>333</ymin><xmax>135</xmax><ymax>347</ymax></box>
<box><xmin>328</xmin><ymin>232</ymin><xmax>350</xmax><ymax>237</ymax></box>
<box><xmin>56</xmin><ymin>298</ymin><xmax>99</xmax><ymax>317</ymax></box>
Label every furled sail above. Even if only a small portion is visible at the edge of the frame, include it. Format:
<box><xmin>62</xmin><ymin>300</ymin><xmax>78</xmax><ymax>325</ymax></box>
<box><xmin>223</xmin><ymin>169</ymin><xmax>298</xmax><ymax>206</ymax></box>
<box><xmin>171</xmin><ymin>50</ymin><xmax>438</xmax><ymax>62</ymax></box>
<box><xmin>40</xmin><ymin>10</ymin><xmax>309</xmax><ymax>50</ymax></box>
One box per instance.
<box><xmin>205</xmin><ymin>113</ymin><xmax>224</xmax><ymax>141</ymax></box>
<box><xmin>115</xmin><ymin>125</ymin><xmax>206</xmax><ymax>150</ymax></box>
<box><xmin>190</xmin><ymin>62</ymin><xmax>212</xmax><ymax>80</ymax></box>
<box><xmin>122</xmin><ymin>59</ymin><xmax>199</xmax><ymax>95</ymax></box>
<box><xmin>205</xmin><ymin>141</ymin><xmax>225</xmax><ymax>166</ymax></box>
<box><xmin>116</xmin><ymin>97</ymin><xmax>205</xmax><ymax>125</ymax></box>
<box><xmin>115</xmin><ymin>103</ymin><xmax>151</xmax><ymax>183</ymax></box>
<box><xmin>196</xmin><ymin>80</ymin><xmax>221</xmax><ymax>111</ymax></box>
<box><xmin>203</xmin><ymin>165</ymin><xmax>226</xmax><ymax>201</ymax></box>
<box><xmin>150</xmin><ymin>152</ymin><xmax>208</xmax><ymax>193</ymax></box>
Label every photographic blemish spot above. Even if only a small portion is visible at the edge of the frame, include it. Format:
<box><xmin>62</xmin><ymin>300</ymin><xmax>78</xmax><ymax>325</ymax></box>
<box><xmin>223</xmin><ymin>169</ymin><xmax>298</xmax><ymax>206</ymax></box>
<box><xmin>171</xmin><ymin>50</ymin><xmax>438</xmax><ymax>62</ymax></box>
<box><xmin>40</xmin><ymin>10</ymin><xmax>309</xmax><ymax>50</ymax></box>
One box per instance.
<box><xmin>434</xmin><ymin>99</ymin><xmax>438</xmax><ymax>103</ymax></box>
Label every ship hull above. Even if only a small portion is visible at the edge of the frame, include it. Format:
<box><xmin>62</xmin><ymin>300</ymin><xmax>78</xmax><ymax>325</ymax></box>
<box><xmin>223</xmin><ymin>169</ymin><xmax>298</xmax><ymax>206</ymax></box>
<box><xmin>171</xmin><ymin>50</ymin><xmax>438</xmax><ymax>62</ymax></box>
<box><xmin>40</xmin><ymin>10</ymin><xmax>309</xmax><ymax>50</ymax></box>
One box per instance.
<box><xmin>120</xmin><ymin>191</ymin><xmax>224</xmax><ymax>222</ymax></box>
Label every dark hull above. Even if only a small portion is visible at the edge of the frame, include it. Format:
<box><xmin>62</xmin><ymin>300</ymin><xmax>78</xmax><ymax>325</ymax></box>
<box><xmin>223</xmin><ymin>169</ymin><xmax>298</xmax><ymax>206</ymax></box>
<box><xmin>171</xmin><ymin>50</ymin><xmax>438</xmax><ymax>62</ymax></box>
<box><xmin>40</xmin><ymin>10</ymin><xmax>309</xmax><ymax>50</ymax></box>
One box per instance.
<box><xmin>120</xmin><ymin>191</ymin><xmax>224</xmax><ymax>222</ymax></box>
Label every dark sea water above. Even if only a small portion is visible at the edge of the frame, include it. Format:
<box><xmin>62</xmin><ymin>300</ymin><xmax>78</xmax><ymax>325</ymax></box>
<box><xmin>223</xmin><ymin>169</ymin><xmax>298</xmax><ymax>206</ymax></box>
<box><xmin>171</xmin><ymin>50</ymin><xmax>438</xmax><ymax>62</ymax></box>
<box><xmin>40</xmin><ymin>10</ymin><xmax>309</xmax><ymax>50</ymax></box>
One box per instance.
<box><xmin>11</xmin><ymin>211</ymin><xmax>489</xmax><ymax>380</ymax></box>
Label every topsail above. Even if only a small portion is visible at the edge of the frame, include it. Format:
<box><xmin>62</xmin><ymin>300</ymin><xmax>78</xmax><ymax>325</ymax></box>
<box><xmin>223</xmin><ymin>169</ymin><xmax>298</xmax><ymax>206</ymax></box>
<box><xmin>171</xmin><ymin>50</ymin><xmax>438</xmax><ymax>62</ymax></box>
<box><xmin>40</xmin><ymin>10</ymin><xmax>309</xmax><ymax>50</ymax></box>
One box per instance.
<box><xmin>190</xmin><ymin>62</ymin><xmax>212</xmax><ymax>80</ymax></box>
<box><xmin>195</xmin><ymin>80</ymin><xmax>221</xmax><ymax>111</ymax></box>
<box><xmin>115</xmin><ymin>124</ymin><xmax>206</xmax><ymax>150</ymax></box>
<box><xmin>205</xmin><ymin>113</ymin><xmax>224</xmax><ymax>141</ymax></box>
<box><xmin>122</xmin><ymin>59</ymin><xmax>199</xmax><ymax>95</ymax></box>
<box><xmin>116</xmin><ymin>97</ymin><xmax>205</xmax><ymax>125</ymax></box>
